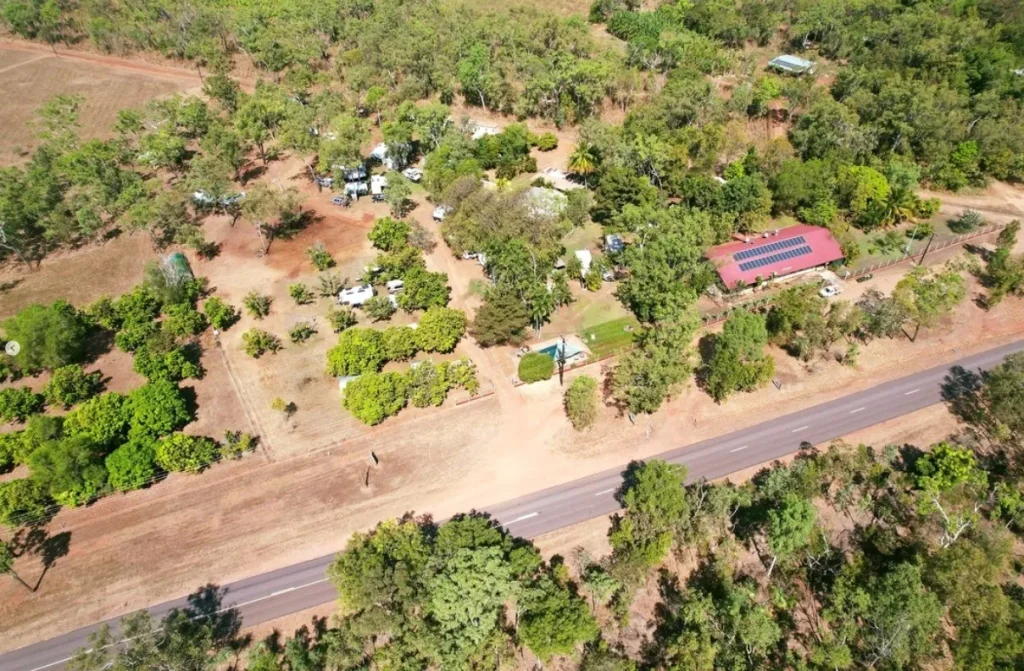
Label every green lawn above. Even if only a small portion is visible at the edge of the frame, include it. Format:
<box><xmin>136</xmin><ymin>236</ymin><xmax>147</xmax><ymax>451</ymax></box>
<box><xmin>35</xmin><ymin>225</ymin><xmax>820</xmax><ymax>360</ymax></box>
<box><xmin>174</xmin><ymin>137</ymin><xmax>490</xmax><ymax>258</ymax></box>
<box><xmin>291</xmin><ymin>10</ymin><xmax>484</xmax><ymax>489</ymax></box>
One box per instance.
<box><xmin>579</xmin><ymin>316</ymin><xmax>640</xmax><ymax>359</ymax></box>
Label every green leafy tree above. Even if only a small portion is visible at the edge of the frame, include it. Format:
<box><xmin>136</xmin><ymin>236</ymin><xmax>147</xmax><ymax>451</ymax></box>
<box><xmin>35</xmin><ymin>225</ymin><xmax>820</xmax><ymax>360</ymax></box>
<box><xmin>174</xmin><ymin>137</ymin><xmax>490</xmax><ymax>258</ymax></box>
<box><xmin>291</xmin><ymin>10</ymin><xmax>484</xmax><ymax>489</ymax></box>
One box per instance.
<box><xmin>105</xmin><ymin>440</ymin><xmax>157</xmax><ymax>492</ymax></box>
<box><xmin>407</xmin><ymin>361</ymin><xmax>451</xmax><ymax>407</ymax></box>
<box><xmin>519</xmin><ymin>574</ymin><xmax>599</xmax><ymax>660</ymax></box>
<box><xmin>326</xmin><ymin>306</ymin><xmax>358</xmax><ymax>333</ymax></box>
<box><xmin>242</xmin><ymin>291</ymin><xmax>272</xmax><ymax>319</ymax></box>
<box><xmin>202</xmin><ymin>297</ymin><xmax>239</xmax><ymax>330</ymax></box>
<box><xmin>471</xmin><ymin>290</ymin><xmax>530</xmax><ymax>347</ymax></box>
<box><xmin>384</xmin><ymin>172</ymin><xmax>413</xmax><ymax>218</ymax></box>
<box><xmin>306</xmin><ymin>242</ymin><xmax>334</xmax><ymax>270</ymax></box>
<box><xmin>154</xmin><ymin>433</ymin><xmax>218</xmax><ymax>474</ymax></box>
<box><xmin>0</xmin><ymin>478</ymin><xmax>53</xmax><ymax>527</ymax></box>
<box><xmin>288</xmin><ymin>283</ymin><xmax>315</xmax><ymax>306</ymax></box>
<box><xmin>162</xmin><ymin>303</ymin><xmax>208</xmax><ymax>338</ymax></box>
<box><xmin>363</xmin><ymin>295</ymin><xmax>396</xmax><ymax>322</ymax></box>
<box><xmin>288</xmin><ymin>322</ymin><xmax>316</xmax><ymax>344</ymax></box>
<box><xmin>126</xmin><ymin>380</ymin><xmax>191</xmax><ymax>443</ymax></box>
<box><xmin>702</xmin><ymin>309</ymin><xmax>775</xmax><ymax>402</ymax></box>
<box><xmin>397</xmin><ymin>267</ymin><xmax>450</xmax><ymax>311</ymax></box>
<box><xmin>610</xmin><ymin>460</ymin><xmax>689</xmax><ymax>572</ymax></box>
<box><xmin>42</xmin><ymin>365</ymin><xmax>102</xmax><ymax>408</ymax></box>
<box><xmin>241</xmin><ymin>328</ymin><xmax>282</xmax><ymax>358</ymax></box>
<box><xmin>417</xmin><ymin>306</ymin><xmax>467</xmax><ymax>353</ymax></box>
<box><xmin>611</xmin><ymin>317</ymin><xmax>696</xmax><ymax>415</ymax></box>
<box><xmin>326</xmin><ymin>328</ymin><xmax>387</xmax><ymax>376</ymax></box>
<box><xmin>28</xmin><ymin>436</ymin><xmax>107</xmax><ymax>507</ymax></box>
<box><xmin>1</xmin><ymin>300</ymin><xmax>89</xmax><ymax>372</ymax></box>
<box><xmin>368</xmin><ymin>217</ymin><xmax>411</xmax><ymax>252</ymax></box>
<box><xmin>63</xmin><ymin>392</ymin><xmax>130</xmax><ymax>449</ymax></box>
<box><xmin>383</xmin><ymin>326</ymin><xmax>418</xmax><ymax>361</ymax></box>
<box><xmin>894</xmin><ymin>266</ymin><xmax>966</xmax><ymax>341</ymax></box>
<box><xmin>565</xmin><ymin>375</ymin><xmax>599</xmax><ymax>430</ymax></box>
<box><xmin>342</xmin><ymin>372</ymin><xmax>409</xmax><ymax>425</ymax></box>
<box><xmin>0</xmin><ymin>387</ymin><xmax>45</xmax><ymax>423</ymax></box>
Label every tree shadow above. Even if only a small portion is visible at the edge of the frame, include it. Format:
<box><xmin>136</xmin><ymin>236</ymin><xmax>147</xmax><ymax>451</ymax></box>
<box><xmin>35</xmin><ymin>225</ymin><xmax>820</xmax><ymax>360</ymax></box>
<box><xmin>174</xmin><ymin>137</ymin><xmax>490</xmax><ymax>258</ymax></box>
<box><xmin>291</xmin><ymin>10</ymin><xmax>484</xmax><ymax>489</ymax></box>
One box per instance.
<box><xmin>275</xmin><ymin>209</ymin><xmax>322</xmax><ymax>242</ymax></box>
<box><xmin>11</xmin><ymin>526</ymin><xmax>72</xmax><ymax>591</ymax></box>
<box><xmin>940</xmin><ymin>365</ymin><xmax>987</xmax><ymax>429</ymax></box>
<box><xmin>183</xmin><ymin>583</ymin><xmax>248</xmax><ymax>651</ymax></box>
<box><xmin>240</xmin><ymin>165</ymin><xmax>267</xmax><ymax>183</ymax></box>
<box><xmin>0</xmin><ymin>278</ymin><xmax>23</xmax><ymax>293</ymax></box>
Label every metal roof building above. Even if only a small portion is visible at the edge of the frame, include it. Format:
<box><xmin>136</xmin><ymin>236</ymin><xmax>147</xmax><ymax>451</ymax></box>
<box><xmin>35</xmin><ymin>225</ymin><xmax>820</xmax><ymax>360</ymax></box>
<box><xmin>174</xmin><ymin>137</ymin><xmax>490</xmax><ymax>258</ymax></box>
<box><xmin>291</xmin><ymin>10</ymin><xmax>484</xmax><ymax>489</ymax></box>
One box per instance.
<box><xmin>768</xmin><ymin>54</ymin><xmax>815</xmax><ymax>75</ymax></box>
<box><xmin>707</xmin><ymin>224</ymin><xmax>844</xmax><ymax>289</ymax></box>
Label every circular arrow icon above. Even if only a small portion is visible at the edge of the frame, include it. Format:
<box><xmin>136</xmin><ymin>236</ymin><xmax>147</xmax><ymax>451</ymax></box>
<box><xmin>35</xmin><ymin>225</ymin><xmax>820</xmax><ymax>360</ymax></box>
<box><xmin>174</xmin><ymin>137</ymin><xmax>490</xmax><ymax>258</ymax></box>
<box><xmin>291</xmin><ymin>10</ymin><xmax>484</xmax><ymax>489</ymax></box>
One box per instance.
<box><xmin>4</xmin><ymin>340</ymin><xmax>20</xmax><ymax>356</ymax></box>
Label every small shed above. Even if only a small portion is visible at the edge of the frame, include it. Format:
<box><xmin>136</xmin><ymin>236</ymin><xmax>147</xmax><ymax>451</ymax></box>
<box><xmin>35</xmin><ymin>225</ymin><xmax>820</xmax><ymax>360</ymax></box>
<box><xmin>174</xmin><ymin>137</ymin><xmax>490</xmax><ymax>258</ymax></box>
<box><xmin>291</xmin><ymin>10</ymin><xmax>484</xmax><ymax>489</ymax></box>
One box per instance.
<box><xmin>768</xmin><ymin>55</ymin><xmax>815</xmax><ymax>75</ymax></box>
<box><xmin>471</xmin><ymin>123</ymin><xmax>501</xmax><ymax>140</ymax></box>
<box><xmin>574</xmin><ymin>249</ymin><xmax>593</xmax><ymax>274</ymax></box>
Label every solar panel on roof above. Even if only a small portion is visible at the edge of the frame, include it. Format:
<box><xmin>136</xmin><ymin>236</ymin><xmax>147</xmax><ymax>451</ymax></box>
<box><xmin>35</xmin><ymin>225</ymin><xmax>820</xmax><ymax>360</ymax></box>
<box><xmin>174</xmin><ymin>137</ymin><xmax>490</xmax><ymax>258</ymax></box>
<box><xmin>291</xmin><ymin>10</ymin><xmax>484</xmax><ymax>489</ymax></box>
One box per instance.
<box><xmin>737</xmin><ymin>245</ymin><xmax>814</xmax><ymax>272</ymax></box>
<box><xmin>733</xmin><ymin>236</ymin><xmax>806</xmax><ymax>261</ymax></box>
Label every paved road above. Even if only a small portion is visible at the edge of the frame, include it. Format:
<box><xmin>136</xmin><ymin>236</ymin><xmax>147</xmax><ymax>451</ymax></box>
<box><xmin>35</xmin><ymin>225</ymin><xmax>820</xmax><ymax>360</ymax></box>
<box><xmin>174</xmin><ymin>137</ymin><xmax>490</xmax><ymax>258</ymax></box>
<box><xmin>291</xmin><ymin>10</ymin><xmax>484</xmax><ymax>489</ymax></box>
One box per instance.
<box><xmin>6</xmin><ymin>340</ymin><xmax>1023</xmax><ymax>671</ymax></box>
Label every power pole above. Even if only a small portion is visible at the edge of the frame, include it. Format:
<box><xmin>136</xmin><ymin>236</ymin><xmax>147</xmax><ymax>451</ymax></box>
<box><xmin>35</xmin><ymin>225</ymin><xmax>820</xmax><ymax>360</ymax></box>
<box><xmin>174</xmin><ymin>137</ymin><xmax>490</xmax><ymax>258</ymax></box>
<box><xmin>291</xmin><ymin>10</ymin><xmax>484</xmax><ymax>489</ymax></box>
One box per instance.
<box><xmin>557</xmin><ymin>335</ymin><xmax>568</xmax><ymax>387</ymax></box>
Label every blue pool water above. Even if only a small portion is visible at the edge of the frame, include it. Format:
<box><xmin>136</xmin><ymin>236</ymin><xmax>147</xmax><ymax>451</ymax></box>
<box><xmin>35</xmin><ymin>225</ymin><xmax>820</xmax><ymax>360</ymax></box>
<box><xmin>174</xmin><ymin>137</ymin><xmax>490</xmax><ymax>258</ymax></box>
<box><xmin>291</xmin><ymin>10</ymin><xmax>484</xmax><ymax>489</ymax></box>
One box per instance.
<box><xmin>537</xmin><ymin>344</ymin><xmax>560</xmax><ymax>359</ymax></box>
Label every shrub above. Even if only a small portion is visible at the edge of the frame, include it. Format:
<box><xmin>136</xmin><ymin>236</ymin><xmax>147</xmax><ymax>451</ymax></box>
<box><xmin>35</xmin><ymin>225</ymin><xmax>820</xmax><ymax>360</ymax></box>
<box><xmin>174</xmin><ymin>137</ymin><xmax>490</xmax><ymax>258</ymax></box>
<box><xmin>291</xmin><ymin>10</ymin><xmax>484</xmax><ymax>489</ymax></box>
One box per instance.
<box><xmin>0</xmin><ymin>432</ymin><xmax>18</xmax><ymax>472</ymax></box>
<box><xmin>289</xmin><ymin>322</ymin><xmax>317</xmax><ymax>343</ymax></box>
<box><xmin>106</xmin><ymin>440</ymin><xmax>157</xmax><ymax>492</ymax></box>
<box><xmin>220</xmin><ymin>431</ymin><xmax>255</xmax><ymax>460</ymax></box>
<box><xmin>949</xmin><ymin>209</ymin><xmax>985</xmax><ymax>233</ymax></box>
<box><xmin>584</xmin><ymin>268</ymin><xmax>603</xmax><ymax>292</ymax></box>
<box><xmin>417</xmin><ymin>306</ymin><xmax>466</xmax><ymax>353</ymax></box>
<box><xmin>907</xmin><ymin>222</ymin><xmax>934</xmax><ymax>239</ymax></box>
<box><xmin>363</xmin><ymin>295</ymin><xmax>397</xmax><ymax>322</ymax></box>
<box><xmin>242</xmin><ymin>328</ymin><xmax>283</xmax><ymax>358</ymax></box>
<box><xmin>306</xmin><ymin>242</ymin><xmax>335</xmax><ymax>270</ymax></box>
<box><xmin>327</xmin><ymin>306</ymin><xmax>358</xmax><ymax>333</ymax></box>
<box><xmin>243</xmin><ymin>291</ymin><xmax>272</xmax><ymax>319</ymax></box>
<box><xmin>271</xmin><ymin>397</ymin><xmax>297</xmax><ymax>416</ymax></box>
<box><xmin>162</xmin><ymin>303</ymin><xmax>208</xmax><ymax>337</ymax></box>
<box><xmin>154</xmin><ymin>433</ymin><xmax>218</xmax><ymax>473</ymax></box>
<box><xmin>203</xmin><ymin>297</ymin><xmax>239</xmax><ymax>330</ymax></box>
<box><xmin>0</xmin><ymin>478</ymin><xmax>53</xmax><ymax>527</ymax></box>
<box><xmin>43</xmin><ymin>365</ymin><xmax>103</xmax><ymax>408</ymax></box>
<box><xmin>444</xmin><ymin>359</ymin><xmax>480</xmax><ymax>395</ymax></box>
<box><xmin>342</xmin><ymin>372</ymin><xmax>409</xmax><ymax>425</ymax></box>
<box><xmin>535</xmin><ymin>132</ymin><xmax>558</xmax><ymax>151</ymax></box>
<box><xmin>289</xmin><ymin>283</ymin><xmax>315</xmax><ymax>305</ymax></box>
<box><xmin>0</xmin><ymin>387</ymin><xmax>45</xmax><ymax>423</ymax></box>
<box><xmin>326</xmin><ymin>328</ymin><xmax>386</xmax><ymax>376</ymax></box>
<box><xmin>564</xmin><ymin>375</ymin><xmax>598</xmax><ymax>430</ymax></box>
<box><xmin>471</xmin><ymin>290</ymin><xmax>530</xmax><ymax>347</ymax></box>
<box><xmin>317</xmin><ymin>272</ymin><xmax>345</xmax><ymax>297</ymax></box>
<box><xmin>383</xmin><ymin>326</ymin><xmax>419</xmax><ymax>361</ymax></box>
<box><xmin>519</xmin><ymin>353</ymin><xmax>555</xmax><ymax>383</ymax></box>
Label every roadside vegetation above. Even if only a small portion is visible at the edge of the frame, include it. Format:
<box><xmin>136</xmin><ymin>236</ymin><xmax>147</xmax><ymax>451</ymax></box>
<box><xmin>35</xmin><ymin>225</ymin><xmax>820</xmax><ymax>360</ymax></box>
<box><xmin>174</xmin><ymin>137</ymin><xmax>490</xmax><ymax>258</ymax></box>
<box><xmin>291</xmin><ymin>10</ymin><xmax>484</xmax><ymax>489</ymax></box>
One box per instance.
<box><xmin>58</xmin><ymin>354</ymin><xmax>1024</xmax><ymax>669</ymax></box>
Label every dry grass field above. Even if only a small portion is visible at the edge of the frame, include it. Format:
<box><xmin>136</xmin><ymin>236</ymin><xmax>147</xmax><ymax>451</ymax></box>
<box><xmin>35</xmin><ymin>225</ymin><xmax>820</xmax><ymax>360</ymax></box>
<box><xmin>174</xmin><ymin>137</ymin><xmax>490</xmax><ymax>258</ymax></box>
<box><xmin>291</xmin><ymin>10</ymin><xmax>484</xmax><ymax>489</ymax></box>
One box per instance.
<box><xmin>0</xmin><ymin>45</ymin><xmax>199</xmax><ymax>164</ymax></box>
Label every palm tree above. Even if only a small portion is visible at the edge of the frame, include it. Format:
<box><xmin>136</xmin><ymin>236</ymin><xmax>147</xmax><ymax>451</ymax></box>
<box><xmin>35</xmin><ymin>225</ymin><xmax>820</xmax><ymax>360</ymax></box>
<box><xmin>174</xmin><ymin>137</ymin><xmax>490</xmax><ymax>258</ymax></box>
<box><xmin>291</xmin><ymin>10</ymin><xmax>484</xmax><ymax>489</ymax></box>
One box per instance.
<box><xmin>568</xmin><ymin>143</ymin><xmax>598</xmax><ymax>186</ymax></box>
<box><xmin>874</xmin><ymin>187</ymin><xmax>917</xmax><ymax>229</ymax></box>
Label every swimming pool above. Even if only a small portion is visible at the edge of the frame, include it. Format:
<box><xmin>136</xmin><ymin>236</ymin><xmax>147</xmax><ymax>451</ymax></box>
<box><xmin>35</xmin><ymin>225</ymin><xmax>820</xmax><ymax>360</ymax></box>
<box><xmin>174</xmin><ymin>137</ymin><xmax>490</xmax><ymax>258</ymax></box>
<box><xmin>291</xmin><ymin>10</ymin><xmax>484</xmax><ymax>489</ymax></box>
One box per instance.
<box><xmin>537</xmin><ymin>344</ymin><xmax>560</xmax><ymax>359</ymax></box>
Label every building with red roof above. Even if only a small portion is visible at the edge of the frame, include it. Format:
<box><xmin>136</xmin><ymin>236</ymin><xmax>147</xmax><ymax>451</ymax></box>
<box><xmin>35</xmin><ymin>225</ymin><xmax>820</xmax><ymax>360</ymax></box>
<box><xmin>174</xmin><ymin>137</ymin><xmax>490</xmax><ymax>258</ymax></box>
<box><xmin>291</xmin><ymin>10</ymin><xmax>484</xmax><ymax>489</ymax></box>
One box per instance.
<box><xmin>707</xmin><ymin>224</ymin><xmax>844</xmax><ymax>290</ymax></box>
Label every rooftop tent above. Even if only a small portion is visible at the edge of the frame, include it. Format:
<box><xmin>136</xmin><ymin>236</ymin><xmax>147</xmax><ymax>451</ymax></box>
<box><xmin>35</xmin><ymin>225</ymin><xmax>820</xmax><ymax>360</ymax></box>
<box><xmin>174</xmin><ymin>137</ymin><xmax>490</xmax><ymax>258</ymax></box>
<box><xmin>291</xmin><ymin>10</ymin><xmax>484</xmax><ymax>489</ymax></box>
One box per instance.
<box><xmin>768</xmin><ymin>55</ymin><xmax>815</xmax><ymax>75</ymax></box>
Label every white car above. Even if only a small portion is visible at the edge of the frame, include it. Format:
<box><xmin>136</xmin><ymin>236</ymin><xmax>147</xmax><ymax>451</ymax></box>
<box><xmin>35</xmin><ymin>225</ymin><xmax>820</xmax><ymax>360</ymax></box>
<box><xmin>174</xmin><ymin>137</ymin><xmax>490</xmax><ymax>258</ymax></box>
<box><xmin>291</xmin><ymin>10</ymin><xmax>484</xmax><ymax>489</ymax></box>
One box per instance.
<box><xmin>433</xmin><ymin>205</ymin><xmax>453</xmax><ymax>221</ymax></box>
<box><xmin>819</xmin><ymin>284</ymin><xmax>841</xmax><ymax>298</ymax></box>
<box><xmin>339</xmin><ymin>284</ymin><xmax>374</xmax><ymax>307</ymax></box>
<box><xmin>402</xmin><ymin>168</ymin><xmax>423</xmax><ymax>182</ymax></box>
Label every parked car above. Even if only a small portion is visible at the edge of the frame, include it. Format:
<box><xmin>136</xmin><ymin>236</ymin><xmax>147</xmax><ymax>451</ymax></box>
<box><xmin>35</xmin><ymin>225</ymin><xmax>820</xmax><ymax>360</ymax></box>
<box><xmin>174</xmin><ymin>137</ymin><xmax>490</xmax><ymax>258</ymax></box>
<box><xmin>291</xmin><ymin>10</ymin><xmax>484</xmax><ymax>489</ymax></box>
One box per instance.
<box><xmin>819</xmin><ymin>284</ymin><xmax>841</xmax><ymax>298</ymax></box>
<box><xmin>315</xmin><ymin>176</ymin><xmax>334</xmax><ymax>188</ymax></box>
<box><xmin>402</xmin><ymin>168</ymin><xmax>423</xmax><ymax>182</ymax></box>
<box><xmin>331</xmin><ymin>195</ymin><xmax>349</xmax><ymax>207</ymax></box>
<box><xmin>856</xmin><ymin>274</ymin><xmax>873</xmax><ymax>283</ymax></box>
